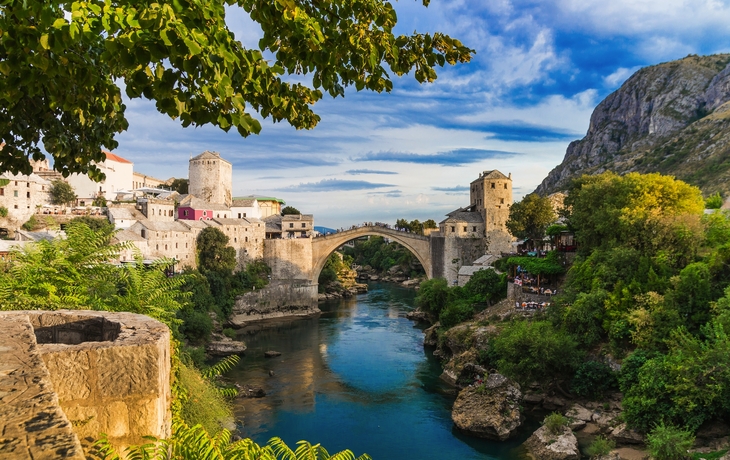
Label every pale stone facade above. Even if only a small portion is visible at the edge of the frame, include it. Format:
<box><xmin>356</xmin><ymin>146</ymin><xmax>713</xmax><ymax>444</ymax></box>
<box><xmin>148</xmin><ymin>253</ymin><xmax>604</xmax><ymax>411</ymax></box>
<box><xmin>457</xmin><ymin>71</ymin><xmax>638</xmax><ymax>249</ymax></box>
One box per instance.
<box><xmin>210</xmin><ymin>218</ymin><xmax>265</xmax><ymax>268</ymax></box>
<box><xmin>138</xmin><ymin>198</ymin><xmax>176</xmax><ymax>222</ymax></box>
<box><xmin>188</xmin><ymin>151</ymin><xmax>232</xmax><ymax>207</ymax></box>
<box><xmin>129</xmin><ymin>220</ymin><xmax>198</xmax><ymax>268</ymax></box>
<box><xmin>66</xmin><ymin>151</ymin><xmax>134</xmax><ymax>203</ymax></box>
<box><xmin>470</xmin><ymin>170</ymin><xmax>513</xmax><ymax>233</ymax></box>
<box><xmin>438</xmin><ymin>207</ymin><xmax>485</xmax><ymax>238</ymax></box>
<box><xmin>132</xmin><ymin>172</ymin><xmax>170</xmax><ymax>190</ymax></box>
<box><xmin>264</xmin><ymin>238</ymin><xmax>313</xmax><ymax>280</ymax></box>
<box><xmin>0</xmin><ymin>172</ymin><xmax>51</xmax><ymax>229</ymax></box>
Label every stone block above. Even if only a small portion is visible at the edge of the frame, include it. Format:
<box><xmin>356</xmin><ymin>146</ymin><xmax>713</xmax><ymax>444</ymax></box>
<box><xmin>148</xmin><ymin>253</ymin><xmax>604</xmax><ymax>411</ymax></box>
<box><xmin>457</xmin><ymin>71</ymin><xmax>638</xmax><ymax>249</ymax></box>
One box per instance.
<box><xmin>103</xmin><ymin>401</ymin><xmax>129</xmax><ymax>438</ymax></box>
<box><xmin>41</xmin><ymin>349</ymin><xmax>91</xmax><ymax>402</ymax></box>
<box><xmin>97</xmin><ymin>343</ymin><xmax>159</xmax><ymax>398</ymax></box>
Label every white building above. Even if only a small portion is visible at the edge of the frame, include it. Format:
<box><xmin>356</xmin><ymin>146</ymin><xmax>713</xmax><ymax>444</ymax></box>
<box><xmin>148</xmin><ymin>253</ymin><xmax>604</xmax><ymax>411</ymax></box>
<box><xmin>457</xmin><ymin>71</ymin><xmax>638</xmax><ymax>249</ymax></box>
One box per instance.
<box><xmin>66</xmin><ymin>151</ymin><xmax>134</xmax><ymax>203</ymax></box>
<box><xmin>230</xmin><ymin>198</ymin><xmax>261</xmax><ymax>219</ymax></box>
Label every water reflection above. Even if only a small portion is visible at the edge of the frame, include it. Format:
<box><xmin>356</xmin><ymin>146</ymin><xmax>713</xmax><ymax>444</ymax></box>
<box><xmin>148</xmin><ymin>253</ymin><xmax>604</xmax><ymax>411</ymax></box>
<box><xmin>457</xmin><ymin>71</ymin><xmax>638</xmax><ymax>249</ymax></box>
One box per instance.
<box><xmin>229</xmin><ymin>283</ymin><xmax>531</xmax><ymax>460</ymax></box>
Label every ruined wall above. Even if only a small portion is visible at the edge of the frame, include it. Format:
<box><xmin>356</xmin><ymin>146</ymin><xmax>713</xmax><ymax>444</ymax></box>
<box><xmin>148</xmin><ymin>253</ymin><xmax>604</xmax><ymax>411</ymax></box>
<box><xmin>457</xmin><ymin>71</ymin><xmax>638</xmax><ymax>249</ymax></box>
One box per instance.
<box><xmin>0</xmin><ymin>310</ymin><xmax>171</xmax><ymax>457</ymax></box>
<box><xmin>228</xmin><ymin>280</ymin><xmax>319</xmax><ymax>327</ymax></box>
<box><xmin>264</xmin><ymin>238</ymin><xmax>313</xmax><ymax>281</ymax></box>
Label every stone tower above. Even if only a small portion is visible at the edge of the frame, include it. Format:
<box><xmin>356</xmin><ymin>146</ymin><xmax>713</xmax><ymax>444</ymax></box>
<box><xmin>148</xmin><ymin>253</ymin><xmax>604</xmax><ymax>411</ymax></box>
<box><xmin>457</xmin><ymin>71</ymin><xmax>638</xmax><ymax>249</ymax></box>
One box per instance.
<box><xmin>470</xmin><ymin>170</ymin><xmax>512</xmax><ymax>233</ymax></box>
<box><xmin>188</xmin><ymin>151</ymin><xmax>232</xmax><ymax>207</ymax></box>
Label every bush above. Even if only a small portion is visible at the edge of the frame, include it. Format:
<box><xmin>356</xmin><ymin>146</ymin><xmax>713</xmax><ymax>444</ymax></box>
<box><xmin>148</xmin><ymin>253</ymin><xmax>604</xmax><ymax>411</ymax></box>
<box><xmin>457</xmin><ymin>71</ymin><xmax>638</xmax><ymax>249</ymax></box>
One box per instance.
<box><xmin>571</xmin><ymin>360</ymin><xmax>618</xmax><ymax>399</ymax></box>
<box><xmin>585</xmin><ymin>436</ymin><xmax>615</xmax><ymax>458</ymax></box>
<box><xmin>489</xmin><ymin>320</ymin><xmax>583</xmax><ymax>386</ymax></box>
<box><xmin>178</xmin><ymin>309</ymin><xmax>213</xmax><ymax>344</ymax></box>
<box><xmin>647</xmin><ymin>423</ymin><xmax>695</xmax><ymax>460</ymax></box>
<box><xmin>177</xmin><ymin>362</ymin><xmax>232</xmax><ymax>435</ymax></box>
<box><xmin>21</xmin><ymin>215</ymin><xmax>37</xmax><ymax>231</ymax></box>
<box><xmin>618</xmin><ymin>350</ymin><xmax>658</xmax><ymax>393</ymax></box>
<box><xmin>439</xmin><ymin>301</ymin><xmax>475</xmax><ymax>329</ymax></box>
<box><xmin>543</xmin><ymin>412</ymin><xmax>568</xmax><ymax>435</ymax></box>
<box><xmin>223</xmin><ymin>328</ymin><xmax>236</xmax><ymax>339</ymax></box>
<box><xmin>415</xmin><ymin>278</ymin><xmax>449</xmax><ymax>316</ymax></box>
<box><xmin>0</xmin><ymin>206</ymin><xmax>7</xmax><ymax>217</ymax></box>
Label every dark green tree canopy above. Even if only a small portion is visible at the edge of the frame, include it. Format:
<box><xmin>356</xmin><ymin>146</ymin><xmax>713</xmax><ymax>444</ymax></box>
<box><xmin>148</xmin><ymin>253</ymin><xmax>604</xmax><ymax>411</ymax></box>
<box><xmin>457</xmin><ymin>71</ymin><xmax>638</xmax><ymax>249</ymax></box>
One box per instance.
<box><xmin>49</xmin><ymin>179</ymin><xmax>77</xmax><ymax>205</ymax></box>
<box><xmin>281</xmin><ymin>206</ymin><xmax>300</xmax><ymax>215</ymax></box>
<box><xmin>169</xmin><ymin>178</ymin><xmax>189</xmax><ymax>194</ymax></box>
<box><xmin>505</xmin><ymin>193</ymin><xmax>556</xmax><ymax>244</ymax></box>
<box><xmin>0</xmin><ymin>0</ymin><xmax>473</xmax><ymax>179</ymax></box>
<box><xmin>196</xmin><ymin>227</ymin><xmax>236</xmax><ymax>273</ymax></box>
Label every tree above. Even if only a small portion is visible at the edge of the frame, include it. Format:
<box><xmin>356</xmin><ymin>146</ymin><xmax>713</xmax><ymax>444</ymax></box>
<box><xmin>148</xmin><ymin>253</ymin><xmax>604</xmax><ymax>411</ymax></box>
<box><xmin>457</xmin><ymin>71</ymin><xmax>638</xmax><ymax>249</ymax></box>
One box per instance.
<box><xmin>506</xmin><ymin>193</ymin><xmax>556</xmax><ymax>247</ymax></box>
<box><xmin>49</xmin><ymin>179</ymin><xmax>77</xmax><ymax>206</ymax></box>
<box><xmin>423</xmin><ymin>219</ymin><xmax>438</xmax><ymax>229</ymax></box>
<box><xmin>197</xmin><ymin>227</ymin><xmax>236</xmax><ymax>273</ymax></box>
<box><xmin>564</xmin><ymin>172</ymin><xmax>704</xmax><ymax>255</ymax></box>
<box><xmin>170</xmin><ymin>178</ymin><xmax>189</xmax><ymax>194</ymax></box>
<box><xmin>0</xmin><ymin>0</ymin><xmax>473</xmax><ymax>179</ymax></box>
<box><xmin>281</xmin><ymin>206</ymin><xmax>301</xmax><ymax>215</ymax></box>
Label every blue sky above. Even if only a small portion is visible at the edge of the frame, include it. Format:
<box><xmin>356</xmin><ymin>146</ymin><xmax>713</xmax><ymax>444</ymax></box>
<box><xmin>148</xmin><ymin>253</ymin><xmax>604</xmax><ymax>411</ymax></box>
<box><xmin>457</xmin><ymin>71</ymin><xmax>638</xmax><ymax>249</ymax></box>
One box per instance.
<box><xmin>114</xmin><ymin>0</ymin><xmax>730</xmax><ymax>228</ymax></box>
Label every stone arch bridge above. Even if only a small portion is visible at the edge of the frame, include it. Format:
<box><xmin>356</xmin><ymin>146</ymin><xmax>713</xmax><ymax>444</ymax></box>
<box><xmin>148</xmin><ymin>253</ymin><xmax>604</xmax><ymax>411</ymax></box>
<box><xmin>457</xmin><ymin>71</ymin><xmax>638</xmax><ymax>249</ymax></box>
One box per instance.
<box><xmin>311</xmin><ymin>226</ymin><xmax>434</xmax><ymax>282</ymax></box>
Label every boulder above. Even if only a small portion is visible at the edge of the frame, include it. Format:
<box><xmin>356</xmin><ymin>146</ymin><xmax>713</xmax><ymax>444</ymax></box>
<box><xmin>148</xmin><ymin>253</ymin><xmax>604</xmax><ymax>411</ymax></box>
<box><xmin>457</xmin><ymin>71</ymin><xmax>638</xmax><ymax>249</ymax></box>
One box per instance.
<box><xmin>206</xmin><ymin>339</ymin><xmax>247</xmax><ymax>356</ymax></box>
<box><xmin>610</xmin><ymin>423</ymin><xmax>645</xmax><ymax>445</ymax></box>
<box><xmin>523</xmin><ymin>393</ymin><xmax>544</xmax><ymax>405</ymax></box>
<box><xmin>542</xmin><ymin>396</ymin><xmax>567</xmax><ymax>410</ymax></box>
<box><xmin>264</xmin><ymin>351</ymin><xmax>282</xmax><ymax>358</ymax></box>
<box><xmin>523</xmin><ymin>425</ymin><xmax>580</xmax><ymax>460</ymax></box>
<box><xmin>423</xmin><ymin>323</ymin><xmax>440</xmax><ymax>346</ymax></box>
<box><xmin>407</xmin><ymin>309</ymin><xmax>431</xmax><ymax>324</ymax></box>
<box><xmin>565</xmin><ymin>404</ymin><xmax>594</xmax><ymax>422</ymax></box>
<box><xmin>451</xmin><ymin>373</ymin><xmax>523</xmax><ymax>441</ymax></box>
<box><xmin>440</xmin><ymin>352</ymin><xmax>486</xmax><ymax>386</ymax></box>
<box><xmin>237</xmin><ymin>384</ymin><xmax>266</xmax><ymax>398</ymax></box>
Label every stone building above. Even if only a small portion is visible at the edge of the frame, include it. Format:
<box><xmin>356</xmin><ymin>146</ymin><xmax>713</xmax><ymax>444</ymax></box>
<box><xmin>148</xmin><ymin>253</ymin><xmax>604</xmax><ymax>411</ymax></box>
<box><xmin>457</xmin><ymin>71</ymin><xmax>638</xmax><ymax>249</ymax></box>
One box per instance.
<box><xmin>208</xmin><ymin>218</ymin><xmax>266</xmax><ymax>267</ymax></box>
<box><xmin>230</xmin><ymin>197</ymin><xmax>261</xmax><ymax>219</ymax></box>
<box><xmin>176</xmin><ymin>194</ymin><xmax>231</xmax><ymax>221</ymax></box>
<box><xmin>470</xmin><ymin>170</ymin><xmax>512</xmax><ymax>233</ymax></box>
<box><xmin>132</xmin><ymin>172</ymin><xmax>170</xmax><ymax>190</ymax></box>
<box><xmin>66</xmin><ymin>151</ymin><xmax>134</xmax><ymax>203</ymax></box>
<box><xmin>263</xmin><ymin>214</ymin><xmax>314</xmax><ymax>239</ymax></box>
<box><xmin>138</xmin><ymin>197</ymin><xmax>176</xmax><ymax>222</ymax></box>
<box><xmin>0</xmin><ymin>172</ymin><xmax>51</xmax><ymax>229</ymax></box>
<box><xmin>438</xmin><ymin>206</ymin><xmax>485</xmax><ymax>238</ymax></box>
<box><xmin>188</xmin><ymin>151</ymin><xmax>232</xmax><ymax>207</ymax></box>
<box><xmin>236</xmin><ymin>196</ymin><xmax>285</xmax><ymax>218</ymax></box>
<box><xmin>107</xmin><ymin>205</ymin><xmax>144</xmax><ymax>229</ymax></box>
<box><xmin>128</xmin><ymin>220</ymin><xmax>198</xmax><ymax>268</ymax></box>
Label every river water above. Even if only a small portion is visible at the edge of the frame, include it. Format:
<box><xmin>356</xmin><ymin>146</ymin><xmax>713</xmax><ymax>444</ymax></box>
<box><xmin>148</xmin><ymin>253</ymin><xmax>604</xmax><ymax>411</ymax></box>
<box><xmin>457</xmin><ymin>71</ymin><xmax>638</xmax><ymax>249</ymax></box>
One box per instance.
<box><xmin>229</xmin><ymin>282</ymin><xmax>533</xmax><ymax>459</ymax></box>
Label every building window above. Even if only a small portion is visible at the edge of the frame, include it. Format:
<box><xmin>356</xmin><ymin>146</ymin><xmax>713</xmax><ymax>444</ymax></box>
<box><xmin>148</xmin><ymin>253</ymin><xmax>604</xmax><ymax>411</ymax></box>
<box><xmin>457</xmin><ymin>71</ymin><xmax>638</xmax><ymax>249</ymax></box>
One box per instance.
<box><xmin>289</xmin><ymin>223</ymin><xmax>294</xmax><ymax>228</ymax></box>
<box><xmin>491</xmin><ymin>182</ymin><xmax>495</xmax><ymax>188</ymax></box>
<box><xmin>141</xmin><ymin>229</ymin><xmax>146</xmax><ymax>238</ymax></box>
<box><xmin>0</xmin><ymin>188</ymin><xmax>3</xmax><ymax>195</ymax></box>
<box><xmin>238</xmin><ymin>213</ymin><xmax>241</xmax><ymax>218</ymax></box>
<box><xmin>472</xmin><ymin>226</ymin><xmax>476</xmax><ymax>232</ymax></box>
<box><xmin>175</xmin><ymin>243</ymin><xmax>178</xmax><ymax>249</ymax></box>
<box><xmin>184</xmin><ymin>210</ymin><xmax>189</xmax><ymax>216</ymax></box>
<box><xmin>13</xmin><ymin>190</ymin><xmax>18</xmax><ymax>197</ymax></box>
<box><xmin>234</xmin><ymin>238</ymin><xmax>237</xmax><ymax>243</ymax></box>
<box><xmin>245</xmin><ymin>237</ymin><xmax>248</xmax><ymax>242</ymax></box>
<box><xmin>451</xmin><ymin>226</ymin><xmax>455</xmax><ymax>232</ymax></box>
<box><xmin>156</xmin><ymin>244</ymin><xmax>159</xmax><ymax>250</ymax></box>
<box><xmin>301</xmin><ymin>232</ymin><xmax>306</xmax><ymax>237</ymax></box>
<box><xmin>185</xmin><ymin>242</ymin><xmax>188</xmax><ymax>248</ymax></box>
<box><xmin>243</xmin><ymin>213</ymin><xmax>246</xmax><ymax>217</ymax></box>
<box><xmin>14</xmin><ymin>181</ymin><xmax>17</xmax><ymax>185</ymax></box>
<box><xmin>165</xmin><ymin>244</ymin><xmax>168</xmax><ymax>250</ymax></box>
<box><xmin>301</xmin><ymin>223</ymin><xmax>306</xmax><ymax>228</ymax></box>
<box><xmin>14</xmin><ymin>205</ymin><xmax>18</xmax><ymax>209</ymax></box>
<box><xmin>463</xmin><ymin>226</ymin><xmax>467</xmax><ymax>232</ymax></box>
<box><xmin>500</xmin><ymin>198</ymin><xmax>504</xmax><ymax>204</ymax></box>
<box><xmin>504</xmin><ymin>183</ymin><xmax>507</xmax><ymax>189</ymax></box>
<box><xmin>203</xmin><ymin>211</ymin><xmax>207</xmax><ymax>216</ymax></box>
<box><xmin>26</xmin><ymin>182</ymin><xmax>30</xmax><ymax>188</ymax></box>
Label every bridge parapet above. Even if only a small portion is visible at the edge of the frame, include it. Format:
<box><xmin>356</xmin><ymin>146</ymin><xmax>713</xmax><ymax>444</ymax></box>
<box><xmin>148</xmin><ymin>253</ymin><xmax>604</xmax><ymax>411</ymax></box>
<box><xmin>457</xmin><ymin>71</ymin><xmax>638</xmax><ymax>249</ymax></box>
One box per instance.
<box><xmin>316</xmin><ymin>225</ymin><xmax>430</xmax><ymax>242</ymax></box>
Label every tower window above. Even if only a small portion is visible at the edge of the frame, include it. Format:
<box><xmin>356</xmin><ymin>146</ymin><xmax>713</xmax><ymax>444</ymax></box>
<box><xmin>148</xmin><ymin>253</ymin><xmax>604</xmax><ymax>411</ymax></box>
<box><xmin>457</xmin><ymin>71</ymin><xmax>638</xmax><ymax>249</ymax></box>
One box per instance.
<box><xmin>504</xmin><ymin>183</ymin><xmax>507</xmax><ymax>189</ymax></box>
<box><xmin>500</xmin><ymin>198</ymin><xmax>504</xmax><ymax>204</ymax></box>
<box><xmin>451</xmin><ymin>226</ymin><xmax>455</xmax><ymax>232</ymax></box>
<box><xmin>472</xmin><ymin>226</ymin><xmax>476</xmax><ymax>232</ymax></box>
<box><xmin>463</xmin><ymin>226</ymin><xmax>467</xmax><ymax>232</ymax></box>
<box><xmin>491</xmin><ymin>182</ymin><xmax>495</xmax><ymax>188</ymax></box>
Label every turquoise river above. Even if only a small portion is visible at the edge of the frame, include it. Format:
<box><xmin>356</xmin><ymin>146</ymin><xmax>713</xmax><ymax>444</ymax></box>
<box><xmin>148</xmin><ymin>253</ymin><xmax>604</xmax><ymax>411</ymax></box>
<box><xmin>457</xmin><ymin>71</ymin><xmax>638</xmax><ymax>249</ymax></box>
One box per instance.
<box><xmin>229</xmin><ymin>282</ymin><xmax>537</xmax><ymax>459</ymax></box>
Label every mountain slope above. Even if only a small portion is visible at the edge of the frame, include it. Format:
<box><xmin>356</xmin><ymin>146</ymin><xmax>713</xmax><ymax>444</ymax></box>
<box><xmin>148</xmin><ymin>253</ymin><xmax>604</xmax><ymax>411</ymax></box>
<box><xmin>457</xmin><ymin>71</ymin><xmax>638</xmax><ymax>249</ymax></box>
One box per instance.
<box><xmin>535</xmin><ymin>54</ymin><xmax>730</xmax><ymax>196</ymax></box>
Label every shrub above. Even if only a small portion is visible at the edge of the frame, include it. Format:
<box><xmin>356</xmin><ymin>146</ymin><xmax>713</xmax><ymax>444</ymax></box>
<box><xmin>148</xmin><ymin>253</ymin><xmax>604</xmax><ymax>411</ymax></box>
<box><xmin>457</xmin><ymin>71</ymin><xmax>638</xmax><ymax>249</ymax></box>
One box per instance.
<box><xmin>178</xmin><ymin>309</ymin><xmax>213</xmax><ymax>344</ymax></box>
<box><xmin>415</xmin><ymin>278</ymin><xmax>449</xmax><ymax>316</ymax></box>
<box><xmin>585</xmin><ymin>436</ymin><xmax>615</xmax><ymax>458</ymax></box>
<box><xmin>618</xmin><ymin>350</ymin><xmax>658</xmax><ymax>393</ymax></box>
<box><xmin>705</xmin><ymin>192</ymin><xmax>723</xmax><ymax>209</ymax></box>
<box><xmin>571</xmin><ymin>361</ymin><xmax>618</xmax><ymax>399</ymax></box>
<box><xmin>177</xmin><ymin>362</ymin><xmax>232</xmax><ymax>435</ymax></box>
<box><xmin>439</xmin><ymin>301</ymin><xmax>475</xmax><ymax>329</ymax></box>
<box><xmin>222</xmin><ymin>328</ymin><xmax>237</xmax><ymax>339</ymax></box>
<box><xmin>647</xmin><ymin>423</ymin><xmax>695</xmax><ymax>460</ymax></box>
<box><xmin>489</xmin><ymin>320</ymin><xmax>583</xmax><ymax>386</ymax></box>
<box><xmin>21</xmin><ymin>215</ymin><xmax>37</xmax><ymax>231</ymax></box>
<box><xmin>543</xmin><ymin>412</ymin><xmax>568</xmax><ymax>435</ymax></box>
<box><xmin>0</xmin><ymin>206</ymin><xmax>7</xmax><ymax>217</ymax></box>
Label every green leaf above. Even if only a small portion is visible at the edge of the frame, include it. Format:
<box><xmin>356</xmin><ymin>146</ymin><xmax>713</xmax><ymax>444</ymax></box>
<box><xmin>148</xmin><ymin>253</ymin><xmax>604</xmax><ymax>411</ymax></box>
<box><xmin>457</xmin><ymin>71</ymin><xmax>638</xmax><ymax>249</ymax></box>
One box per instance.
<box><xmin>39</xmin><ymin>34</ymin><xmax>50</xmax><ymax>50</ymax></box>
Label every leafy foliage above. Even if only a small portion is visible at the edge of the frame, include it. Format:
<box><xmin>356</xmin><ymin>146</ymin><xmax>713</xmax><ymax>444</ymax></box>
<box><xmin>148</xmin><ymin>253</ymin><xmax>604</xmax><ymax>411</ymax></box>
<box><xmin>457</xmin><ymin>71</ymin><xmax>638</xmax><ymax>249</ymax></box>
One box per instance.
<box><xmin>585</xmin><ymin>436</ymin><xmax>615</xmax><ymax>458</ymax></box>
<box><xmin>415</xmin><ymin>278</ymin><xmax>449</xmax><ymax>316</ymax></box>
<box><xmin>543</xmin><ymin>412</ymin><xmax>569</xmax><ymax>435</ymax></box>
<box><xmin>0</xmin><ymin>0</ymin><xmax>472</xmax><ymax>178</ymax></box>
<box><xmin>646</xmin><ymin>423</ymin><xmax>695</xmax><ymax>460</ymax></box>
<box><xmin>281</xmin><ymin>206</ymin><xmax>301</xmax><ymax>215</ymax></box>
<box><xmin>197</xmin><ymin>227</ymin><xmax>236</xmax><ymax>274</ymax></box>
<box><xmin>570</xmin><ymin>361</ymin><xmax>618</xmax><ymax>399</ymax></box>
<box><xmin>506</xmin><ymin>193</ymin><xmax>556</xmax><ymax>245</ymax></box>
<box><xmin>96</xmin><ymin>420</ymin><xmax>372</xmax><ymax>460</ymax></box>
<box><xmin>488</xmin><ymin>320</ymin><xmax>583</xmax><ymax>386</ymax></box>
<box><xmin>0</xmin><ymin>206</ymin><xmax>7</xmax><ymax>217</ymax></box>
<box><xmin>438</xmin><ymin>301</ymin><xmax>474</xmax><ymax>329</ymax></box>
<box><xmin>343</xmin><ymin>235</ymin><xmax>424</xmax><ymax>274</ymax></box>
<box><xmin>170</xmin><ymin>178</ymin><xmax>189</xmax><ymax>194</ymax></box>
<box><xmin>21</xmin><ymin>215</ymin><xmax>38</xmax><ymax>231</ymax></box>
<box><xmin>705</xmin><ymin>192</ymin><xmax>724</xmax><ymax>209</ymax></box>
<box><xmin>49</xmin><ymin>180</ymin><xmax>77</xmax><ymax>205</ymax></box>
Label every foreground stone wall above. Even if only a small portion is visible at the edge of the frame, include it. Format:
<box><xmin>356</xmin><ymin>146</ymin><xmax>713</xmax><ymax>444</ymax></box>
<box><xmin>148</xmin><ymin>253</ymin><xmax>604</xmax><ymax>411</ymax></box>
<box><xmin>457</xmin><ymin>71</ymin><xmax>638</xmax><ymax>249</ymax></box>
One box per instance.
<box><xmin>0</xmin><ymin>310</ymin><xmax>172</xmax><ymax>457</ymax></box>
<box><xmin>0</xmin><ymin>313</ymin><xmax>85</xmax><ymax>460</ymax></box>
<box><xmin>264</xmin><ymin>238</ymin><xmax>313</xmax><ymax>280</ymax></box>
<box><xmin>229</xmin><ymin>280</ymin><xmax>319</xmax><ymax>327</ymax></box>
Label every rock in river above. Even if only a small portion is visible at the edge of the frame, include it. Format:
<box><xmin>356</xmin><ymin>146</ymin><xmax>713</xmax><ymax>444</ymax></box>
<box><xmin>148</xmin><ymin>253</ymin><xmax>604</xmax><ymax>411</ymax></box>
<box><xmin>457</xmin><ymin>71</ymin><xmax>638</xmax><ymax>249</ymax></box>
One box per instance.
<box><xmin>451</xmin><ymin>373</ymin><xmax>523</xmax><ymax>441</ymax></box>
<box><xmin>523</xmin><ymin>425</ymin><xmax>580</xmax><ymax>460</ymax></box>
<box><xmin>264</xmin><ymin>350</ymin><xmax>282</xmax><ymax>358</ymax></box>
<box><xmin>206</xmin><ymin>339</ymin><xmax>247</xmax><ymax>356</ymax></box>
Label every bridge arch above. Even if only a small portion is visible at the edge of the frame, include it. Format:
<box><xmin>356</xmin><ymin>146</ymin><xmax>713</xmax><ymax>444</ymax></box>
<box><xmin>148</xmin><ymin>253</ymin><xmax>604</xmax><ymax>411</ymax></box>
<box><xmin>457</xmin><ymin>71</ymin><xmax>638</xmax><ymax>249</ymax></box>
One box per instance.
<box><xmin>311</xmin><ymin>226</ymin><xmax>432</xmax><ymax>283</ymax></box>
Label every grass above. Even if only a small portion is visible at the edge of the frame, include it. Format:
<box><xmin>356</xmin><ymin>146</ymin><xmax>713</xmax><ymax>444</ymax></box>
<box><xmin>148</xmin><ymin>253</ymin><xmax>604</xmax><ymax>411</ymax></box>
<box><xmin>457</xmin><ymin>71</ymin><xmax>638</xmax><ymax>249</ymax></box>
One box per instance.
<box><xmin>691</xmin><ymin>451</ymin><xmax>728</xmax><ymax>460</ymax></box>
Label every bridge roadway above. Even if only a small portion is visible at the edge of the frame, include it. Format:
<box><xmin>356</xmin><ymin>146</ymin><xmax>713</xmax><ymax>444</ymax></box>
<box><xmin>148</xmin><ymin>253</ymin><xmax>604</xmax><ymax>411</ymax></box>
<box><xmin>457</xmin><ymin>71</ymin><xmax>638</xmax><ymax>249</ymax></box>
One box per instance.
<box><xmin>311</xmin><ymin>226</ymin><xmax>433</xmax><ymax>281</ymax></box>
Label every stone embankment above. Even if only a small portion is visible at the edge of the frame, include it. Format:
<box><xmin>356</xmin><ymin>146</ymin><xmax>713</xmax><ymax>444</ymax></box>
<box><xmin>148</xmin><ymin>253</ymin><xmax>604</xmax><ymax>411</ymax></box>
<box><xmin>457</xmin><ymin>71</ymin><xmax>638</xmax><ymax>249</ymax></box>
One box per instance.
<box><xmin>355</xmin><ymin>264</ymin><xmax>424</xmax><ymax>288</ymax></box>
<box><xmin>229</xmin><ymin>280</ymin><xmax>320</xmax><ymax>327</ymax></box>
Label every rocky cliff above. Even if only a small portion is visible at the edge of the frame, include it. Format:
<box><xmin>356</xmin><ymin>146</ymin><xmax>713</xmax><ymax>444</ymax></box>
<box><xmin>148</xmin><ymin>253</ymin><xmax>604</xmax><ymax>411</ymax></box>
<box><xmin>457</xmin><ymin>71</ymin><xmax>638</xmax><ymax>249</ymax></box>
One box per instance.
<box><xmin>536</xmin><ymin>54</ymin><xmax>730</xmax><ymax>196</ymax></box>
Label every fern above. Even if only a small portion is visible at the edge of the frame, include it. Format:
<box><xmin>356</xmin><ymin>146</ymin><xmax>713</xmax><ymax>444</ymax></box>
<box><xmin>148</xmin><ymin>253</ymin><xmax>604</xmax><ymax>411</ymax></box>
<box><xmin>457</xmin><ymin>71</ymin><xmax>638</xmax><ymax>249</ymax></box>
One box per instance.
<box><xmin>202</xmin><ymin>355</ymin><xmax>240</xmax><ymax>379</ymax></box>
